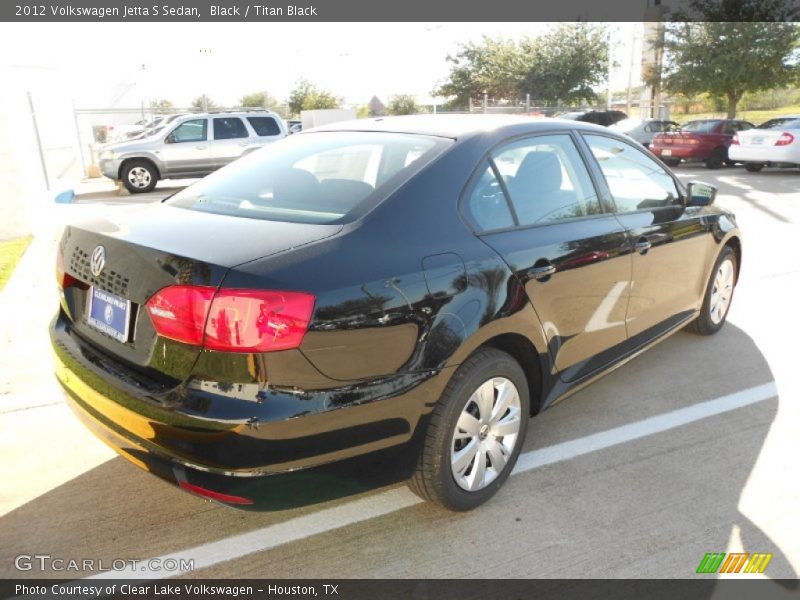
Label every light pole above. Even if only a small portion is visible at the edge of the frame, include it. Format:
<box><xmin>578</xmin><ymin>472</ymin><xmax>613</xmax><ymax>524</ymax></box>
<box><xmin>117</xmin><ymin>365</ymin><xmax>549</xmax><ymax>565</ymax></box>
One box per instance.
<box><xmin>606</xmin><ymin>28</ymin><xmax>614</xmax><ymax>111</ymax></box>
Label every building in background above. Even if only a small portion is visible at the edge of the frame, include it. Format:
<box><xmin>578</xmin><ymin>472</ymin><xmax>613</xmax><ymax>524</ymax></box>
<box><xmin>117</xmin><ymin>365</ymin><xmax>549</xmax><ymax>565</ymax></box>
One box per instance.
<box><xmin>0</xmin><ymin>64</ymin><xmax>81</xmax><ymax>238</ymax></box>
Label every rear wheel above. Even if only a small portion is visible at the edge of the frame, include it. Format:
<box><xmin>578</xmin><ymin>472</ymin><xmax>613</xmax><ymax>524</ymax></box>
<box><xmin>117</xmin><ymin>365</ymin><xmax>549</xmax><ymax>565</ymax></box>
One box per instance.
<box><xmin>705</xmin><ymin>147</ymin><xmax>726</xmax><ymax>169</ymax></box>
<box><xmin>745</xmin><ymin>163</ymin><xmax>764</xmax><ymax>172</ymax></box>
<box><xmin>686</xmin><ymin>246</ymin><xmax>737</xmax><ymax>335</ymax></box>
<box><xmin>663</xmin><ymin>157</ymin><xmax>681</xmax><ymax>167</ymax></box>
<box><xmin>121</xmin><ymin>160</ymin><xmax>158</xmax><ymax>193</ymax></box>
<box><xmin>408</xmin><ymin>348</ymin><xmax>530</xmax><ymax>511</ymax></box>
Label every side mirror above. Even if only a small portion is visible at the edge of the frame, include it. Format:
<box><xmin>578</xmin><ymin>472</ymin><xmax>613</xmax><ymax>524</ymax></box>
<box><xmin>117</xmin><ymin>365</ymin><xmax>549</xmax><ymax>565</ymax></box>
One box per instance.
<box><xmin>686</xmin><ymin>181</ymin><xmax>717</xmax><ymax>207</ymax></box>
<box><xmin>165</xmin><ymin>133</ymin><xmax>175</xmax><ymax>144</ymax></box>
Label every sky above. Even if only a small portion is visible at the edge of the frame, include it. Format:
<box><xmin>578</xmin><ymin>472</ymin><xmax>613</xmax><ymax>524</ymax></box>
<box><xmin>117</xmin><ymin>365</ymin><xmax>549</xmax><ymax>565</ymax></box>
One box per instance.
<box><xmin>0</xmin><ymin>22</ymin><xmax>644</xmax><ymax>109</ymax></box>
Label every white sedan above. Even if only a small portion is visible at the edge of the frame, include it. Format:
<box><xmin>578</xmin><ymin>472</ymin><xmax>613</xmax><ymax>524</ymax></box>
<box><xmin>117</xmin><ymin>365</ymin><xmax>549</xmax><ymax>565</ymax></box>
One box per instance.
<box><xmin>729</xmin><ymin>115</ymin><xmax>800</xmax><ymax>172</ymax></box>
<box><xmin>609</xmin><ymin>118</ymin><xmax>679</xmax><ymax>148</ymax></box>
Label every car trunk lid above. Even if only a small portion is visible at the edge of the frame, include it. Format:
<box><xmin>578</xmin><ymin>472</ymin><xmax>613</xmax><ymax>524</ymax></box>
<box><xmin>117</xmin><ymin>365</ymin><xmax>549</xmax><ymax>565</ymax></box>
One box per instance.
<box><xmin>735</xmin><ymin>128</ymin><xmax>790</xmax><ymax>146</ymax></box>
<box><xmin>58</xmin><ymin>203</ymin><xmax>341</xmax><ymax>385</ymax></box>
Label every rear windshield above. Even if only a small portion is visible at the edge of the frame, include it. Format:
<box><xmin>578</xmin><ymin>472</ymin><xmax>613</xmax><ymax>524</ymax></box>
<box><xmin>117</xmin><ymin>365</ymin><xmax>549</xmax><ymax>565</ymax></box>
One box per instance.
<box><xmin>682</xmin><ymin>120</ymin><xmax>720</xmax><ymax>133</ymax></box>
<box><xmin>166</xmin><ymin>131</ymin><xmax>452</xmax><ymax>224</ymax></box>
<box><xmin>757</xmin><ymin>117</ymin><xmax>800</xmax><ymax>129</ymax></box>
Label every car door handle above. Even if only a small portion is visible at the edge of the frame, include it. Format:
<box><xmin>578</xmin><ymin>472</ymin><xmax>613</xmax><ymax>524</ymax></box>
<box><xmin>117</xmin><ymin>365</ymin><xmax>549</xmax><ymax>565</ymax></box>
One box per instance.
<box><xmin>238</xmin><ymin>142</ymin><xmax>250</xmax><ymax>147</ymax></box>
<box><xmin>528</xmin><ymin>263</ymin><xmax>557</xmax><ymax>281</ymax></box>
<box><xmin>634</xmin><ymin>238</ymin><xmax>652</xmax><ymax>254</ymax></box>
<box><xmin>195</xmin><ymin>145</ymin><xmax>207</xmax><ymax>150</ymax></box>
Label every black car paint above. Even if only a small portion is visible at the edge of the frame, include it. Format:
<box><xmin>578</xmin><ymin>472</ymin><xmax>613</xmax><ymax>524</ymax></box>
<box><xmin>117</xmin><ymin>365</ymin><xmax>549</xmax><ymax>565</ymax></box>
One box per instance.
<box><xmin>51</xmin><ymin>117</ymin><xmax>741</xmax><ymax>500</ymax></box>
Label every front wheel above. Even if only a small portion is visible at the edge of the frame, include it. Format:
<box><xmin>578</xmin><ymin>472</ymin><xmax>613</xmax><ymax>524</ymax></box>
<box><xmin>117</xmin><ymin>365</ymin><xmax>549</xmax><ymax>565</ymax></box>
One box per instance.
<box><xmin>121</xmin><ymin>160</ymin><xmax>158</xmax><ymax>193</ymax></box>
<box><xmin>745</xmin><ymin>163</ymin><xmax>764</xmax><ymax>172</ymax></box>
<box><xmin>408</xmin><ymin>348</ymin><xmax>530</xmax><ymax>511</ymax></box>
<box><xmin>686</xmin><ymin>246</ymin><xmax>737</xmax><ymax>335</ymax></box>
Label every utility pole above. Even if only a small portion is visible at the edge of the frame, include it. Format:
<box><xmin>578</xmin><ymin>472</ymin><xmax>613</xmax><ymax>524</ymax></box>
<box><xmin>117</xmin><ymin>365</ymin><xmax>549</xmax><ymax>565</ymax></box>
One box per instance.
<box><xmin>626</xmin><ymin>25</ymin><xmax>637</xmax><ymax>115</ymax></box>
<box><xmin>606</xmin><ymin>29</ymin><xmax>613</xmax><ymax>110</ymax></box>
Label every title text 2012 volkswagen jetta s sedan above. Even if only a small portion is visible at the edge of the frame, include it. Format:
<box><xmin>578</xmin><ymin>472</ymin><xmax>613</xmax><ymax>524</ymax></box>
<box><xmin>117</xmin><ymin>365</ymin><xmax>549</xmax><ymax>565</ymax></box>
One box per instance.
<box><xmin>52</xmin><ymin>115</ymin><xmax>741</xmax><ymax>510</ymax></box>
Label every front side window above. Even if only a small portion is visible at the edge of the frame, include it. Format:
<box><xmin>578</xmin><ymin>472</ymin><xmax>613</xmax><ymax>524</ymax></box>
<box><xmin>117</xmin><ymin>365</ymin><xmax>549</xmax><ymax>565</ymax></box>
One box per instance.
<box><xmin>166</xmin><ymin>132</ymin><xmax>451</xmax><ymax>224</ymax></box>
<box><xmin>213</xmin><ymin>117</ymin><xmax>249</xmax><ymax>140</ymax></box>
<box><xmin>490</xmin><ymin>134</ymin><xmax>601</xmax><ymax>226</ymax></box>
<box><xmin>584</xmin><ymin>134</ymin><xmax>681</xmax><ymax>213</ymax></box>
<box><xmin>169</xmin><ymin>119</ymin><xmax>207</xmax><ymax>143</ymax></box>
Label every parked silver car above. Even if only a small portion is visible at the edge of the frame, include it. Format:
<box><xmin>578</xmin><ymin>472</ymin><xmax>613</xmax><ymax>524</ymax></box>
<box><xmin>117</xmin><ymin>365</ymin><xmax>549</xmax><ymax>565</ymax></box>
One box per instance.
<box><xmin>609</xmin><ymin>118</ymin><xmax>680</xmax><ymax>148</ymax></box>
<box><xmin>98</xmin><ymin>110</ymin><xmax>287</xmax><ymax>193</ymax></box>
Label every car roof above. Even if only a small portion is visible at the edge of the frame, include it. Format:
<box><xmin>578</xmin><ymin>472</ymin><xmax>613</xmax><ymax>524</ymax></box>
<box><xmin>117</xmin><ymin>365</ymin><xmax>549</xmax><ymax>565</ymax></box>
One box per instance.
<box><xmin>306</xmin><ymin>114</ymin><xmax>610</xmax><ymax>140</ymax></box>
<box><xmin>174</xmin><ymin>110</ymin><xmax>280</xmax><ymax>122</ymax></box>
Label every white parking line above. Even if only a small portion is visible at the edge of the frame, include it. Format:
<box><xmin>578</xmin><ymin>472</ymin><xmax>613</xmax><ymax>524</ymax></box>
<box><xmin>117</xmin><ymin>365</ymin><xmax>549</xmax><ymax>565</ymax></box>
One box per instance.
<box><xmin>86</xmin><ymin>381</ymin><xmax>777</xmax><ymax>580</ymax></box>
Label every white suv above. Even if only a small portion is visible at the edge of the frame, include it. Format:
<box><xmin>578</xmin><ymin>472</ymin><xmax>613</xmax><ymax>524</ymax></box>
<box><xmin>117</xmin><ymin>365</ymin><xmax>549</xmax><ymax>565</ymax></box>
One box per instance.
<box><xmin>98</xmin><ymin>110</ymin><xmax>287</xmax><ymax>193</ymax></box>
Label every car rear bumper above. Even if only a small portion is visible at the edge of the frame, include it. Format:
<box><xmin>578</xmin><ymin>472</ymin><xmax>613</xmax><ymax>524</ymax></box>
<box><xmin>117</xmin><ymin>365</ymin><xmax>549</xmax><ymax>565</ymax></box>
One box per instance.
<box><xmin>51</xmin><ymin>311</ymin><xmax>447</xmax><ymax>481</ymax></box>
<box><xmin>729</xmin><ymin>144</ymin><xmax>799</xmax><ymax>164</ymax></box>
<box><xmin>651</xmin><ymin>146</ymin><xmax>712</xmax><ymax>161</ymax></box>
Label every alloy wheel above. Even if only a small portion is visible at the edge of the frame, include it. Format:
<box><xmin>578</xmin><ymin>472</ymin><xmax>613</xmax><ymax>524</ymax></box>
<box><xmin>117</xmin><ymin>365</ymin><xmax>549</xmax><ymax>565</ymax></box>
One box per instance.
<box><xmin>450</xmin><ymin>377</ymin><xmax>522</xmax><ymax>492</ymax></box>
<box><xmin>127</xmin><ymin>166</ymin><xmax>152</xmax><ymax>189</ymax></box>
<box><xmin>709</xmin><ymin>257</ymin><xmax>734</xmax><ymax>324</ymax></box>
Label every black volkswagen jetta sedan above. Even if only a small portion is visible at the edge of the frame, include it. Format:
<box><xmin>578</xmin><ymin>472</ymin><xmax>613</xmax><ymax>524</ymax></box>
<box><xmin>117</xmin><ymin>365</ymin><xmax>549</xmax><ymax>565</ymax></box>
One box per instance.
<box><xmin>52</xmin><ymin>115</ymin><xmax>740</xmax><ymax>510</ymax></box>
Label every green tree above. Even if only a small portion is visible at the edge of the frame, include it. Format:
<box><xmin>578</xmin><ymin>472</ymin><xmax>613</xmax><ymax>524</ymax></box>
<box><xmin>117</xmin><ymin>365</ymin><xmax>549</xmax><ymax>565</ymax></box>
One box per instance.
<box><xmin>434</xmin><ymin>36</ymin><xmax>527</xmax><ymax>106</ymax></box>
<box><xmin>434</xmin><ymin>25</ymin><xmax>609</xmax><ymax>108</ymax></box>
<box><xmin>151</xmin><ymin>98</ymin><xmax>174</xmax><ymax>114</ymax></box>
<box><xmin>518</xmin><ymin>24</ymin><xmax>609</xmax><ymax>107</ymax></box>
<box><xmin>239</xmin><ymin>91</ymin><xmax>280</xmax><ymax>109</ymax></box>
<box><xmin>656</xmin><ymin>21</ymin><xmax>799</xmax><ymax>118</ymax></box>
<box><xmin>288</xmin><ymin>80</ymin><xmax>341</xmax><ymax>116</ymax></box>
<box><xmin>191</xmin><ymin>94</ymin><xmax>218</xmax><ymax>111</ymax></box>
<box><xmin>671</xmin><ymin>0</ymin><xmax>798</xmax><ymax>21</ymax></box>
<box><xmin>388</xmin><ymin>94</ymin><xmax>423</xmax><ymax>115</ymax></box>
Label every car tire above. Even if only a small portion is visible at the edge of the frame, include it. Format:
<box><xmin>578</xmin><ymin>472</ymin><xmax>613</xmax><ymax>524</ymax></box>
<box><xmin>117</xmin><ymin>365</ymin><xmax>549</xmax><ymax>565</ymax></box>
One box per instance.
<box><xmin>685</xmin><ymin>246</ymin><xmax>737</xmax><ymax>336</ymax></box>
<box><xmin>705</xmin><ymin>148</ymin><xmax>726</xmax><ymax>169</ymax></box>
<box><xmin>408</xmin><ymin>347</ymin><xmax>530</xmax><ymax>511</ymax></box>
<box><xmin>663</xmin><ymin>158</ymin><xmax>681</xmax><ymax>167</ymax></box>
<box><xmin>121</xmin><ymin>160</ymin><xmax>158</xmax><ymax>193</ymax></box>
<box><xmin>745</xmin><ymin>163</ymin><xmax>764</xmax><ymax>172</ymax></box>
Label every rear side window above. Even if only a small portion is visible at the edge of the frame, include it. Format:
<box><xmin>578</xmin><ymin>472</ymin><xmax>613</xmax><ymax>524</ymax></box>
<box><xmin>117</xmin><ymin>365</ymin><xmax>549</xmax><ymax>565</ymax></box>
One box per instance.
<box><xmin>213</xmin><ymin>117</ymin><xmax>249</xmax><ymax>140</ymax></box>
<box><xmin>463</xmin><ymin>162</ymin><xmax>515</xmax><ymax>231</ymax></box>
<box><xmin>491</xmin><ymin>134</ymin><xmax>601</xmax><ymax>226</ymax></box>
<box><xmin>248</xmin><ymin>116</ymin><xmax>282</xmax><ymax>137</ymax></box>
<box><xmin>584</xmin><ymin>134</ymin><xmax>681</xmax><ymax>213</ymax></box>
<box><xmin>166</xmin><ymin>132</ymin><xmax>452</xmax><ymax>224</ymax></box>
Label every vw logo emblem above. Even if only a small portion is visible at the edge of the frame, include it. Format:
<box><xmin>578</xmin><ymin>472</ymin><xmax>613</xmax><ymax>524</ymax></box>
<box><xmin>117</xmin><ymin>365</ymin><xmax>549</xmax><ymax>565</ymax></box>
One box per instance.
<box><xmin>90</xmin><ymin>245</ymin><xmax>106</xmax><ymax>277</ymax></box>
<box><xmin>104</xmin><ymin>304</ymin><xmax>114</xmax><ymax>324</ymax></box>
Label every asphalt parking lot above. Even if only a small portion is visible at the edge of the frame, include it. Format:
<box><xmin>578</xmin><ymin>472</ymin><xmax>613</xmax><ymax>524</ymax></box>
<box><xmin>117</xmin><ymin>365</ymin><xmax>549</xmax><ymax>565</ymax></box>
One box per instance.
<box><xmin>1</xmin><ymin>165</ymin><xmax>799</xmax><ymax>581</ymax></box>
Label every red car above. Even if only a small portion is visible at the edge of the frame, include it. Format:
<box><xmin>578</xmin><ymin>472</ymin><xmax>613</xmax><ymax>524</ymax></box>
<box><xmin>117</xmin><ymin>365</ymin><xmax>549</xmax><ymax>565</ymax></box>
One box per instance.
<box><xmin>651</xmin><ymin>119</ymin><xmax>754</xmax><ymax>169</ymax></box>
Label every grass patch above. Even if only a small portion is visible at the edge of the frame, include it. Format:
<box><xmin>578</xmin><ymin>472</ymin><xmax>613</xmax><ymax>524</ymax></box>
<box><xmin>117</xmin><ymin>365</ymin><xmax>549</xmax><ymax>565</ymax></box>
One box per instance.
<box><xmin>674</xmin><ymin>105</ymin><xmax>800</xmax><ymax>125</ymax></box>
<box><xmin>0</xmin><ymin>235</ymin><xmax>33</xmax><ymax>293</ymax></box>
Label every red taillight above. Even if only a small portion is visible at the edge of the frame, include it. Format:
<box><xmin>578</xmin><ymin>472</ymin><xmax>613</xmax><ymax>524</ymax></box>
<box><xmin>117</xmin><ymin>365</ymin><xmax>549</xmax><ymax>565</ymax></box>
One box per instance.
<box><xmin>145</xmin><ymin>285</ymin><xmax>315</xmax><ymax>353</ymax></box>
<box><xmin>178</xmin><ymin>481</ymin><xmax>254</xmax><ymax>505</ymax></box>
<box><xmin>55</xmin><ymin>244</ymin><xmax>77</xmax><ymax>289</ymax></box>
<box><xmin>146</xmin><ymin>285</ymin><xmax>215</xmax><ymax>346</ymax></box>
<box><xmin>205</xmin><ymin>289</ymin><xmax>315</xmax><ymax>352</ymax></box>
<box><xmin>776</xmin><ymin>132</ymin><xmax>795</xmax><ymax>146</ymax></box>
<box><xmin>731</xmin><ymin>134</ymin><xmax>740</xmax><ymax>145</ymax></box>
